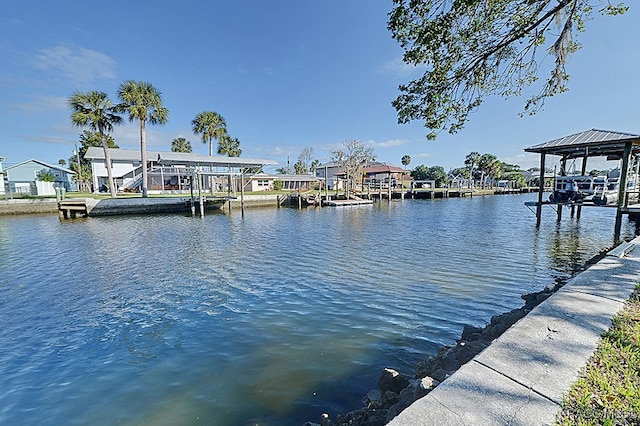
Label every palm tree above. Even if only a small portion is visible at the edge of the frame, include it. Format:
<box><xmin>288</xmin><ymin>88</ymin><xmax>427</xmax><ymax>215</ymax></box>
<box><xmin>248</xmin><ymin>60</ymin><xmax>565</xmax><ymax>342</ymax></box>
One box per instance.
<box><xmin>217</xmin><ymin>134</ymin><xmax>242</xmax><ymax>158</ymax></box>
<box><xmin>117</xmin><ymin>80</ymin><xmax>169</xmax><ymax>197</ymax></box>
<box><xmin>464</xmin><ymin>151</ymin><xmax>481</xmax><ymax>189</ymax></box>
<box><xmin>171</xmin><ymin>137</ymin><xmax>192</xmax><ymax>153</ymax></box>
<box><xmin>478</xmin><ymin>153</ymin><xmax>502</xmax><ymax>188</ymax></box>
<box><xmin>401</xmin><ymin>155</ymin><xmax>411</xmax><ymax>190</ymax></box>
<box><xmin>218</xmin><ymin>134</ymin><xmax>242</xmax><ymax>193</ymax></box>
<box><xmin>68</xmin><ymin>91</ymin><xmax>122</xmax><ymax>197</ymax></box>
<box><xmin>192</xmin><ymin>111</ymin><xmax>227</xmax><ymax>156</ymax></box>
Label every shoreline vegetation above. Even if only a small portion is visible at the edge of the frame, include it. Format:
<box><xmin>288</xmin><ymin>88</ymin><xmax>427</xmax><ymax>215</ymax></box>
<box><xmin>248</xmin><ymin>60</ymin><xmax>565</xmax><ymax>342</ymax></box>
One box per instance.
<box><xmin>557</xmin><ymin>284</ymin><xmax>640</xmax><ymax>425</ymax></box>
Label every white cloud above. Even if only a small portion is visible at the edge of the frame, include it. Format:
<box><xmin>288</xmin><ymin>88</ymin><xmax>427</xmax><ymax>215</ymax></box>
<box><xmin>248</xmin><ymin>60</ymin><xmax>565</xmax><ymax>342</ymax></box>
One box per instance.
<box><xmin>377</xmin><ymin>56</ymin><xmax>425</xmax><ymax>76</ymax></box>
<box><xmin>27</xmin><ymin>134</ymin><xmax>74</xmax><ymax>146</ymax></box>
<box><xmin>413</xmin><ymin>152</ymin><xmax>434</xmax><ymax>159</ymax></box>
<box><xmin>368</xmin><ymin>138</ymin><xmax>408</xmax><ymax>149</ymax></box>
<box><xmin>9</xmin><ymin>95</ymin><xmax>67</xmax><ymax>113</ymax></box>
<box><xmin>34</xmin><ymin>46</ymin><xmax>116</xmax><ymax>87</ymax></box>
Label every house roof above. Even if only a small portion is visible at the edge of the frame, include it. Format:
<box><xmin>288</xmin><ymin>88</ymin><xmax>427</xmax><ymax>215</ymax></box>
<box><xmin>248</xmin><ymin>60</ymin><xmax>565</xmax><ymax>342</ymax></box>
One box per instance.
<box><xmin>250</xmin><ymin>173</ymin><xmax>324</xmax><ymax>181</ymax></box>
<box><xmin>363</xmin><ymin>163</ymin><xmax>407</xmax><ymax>174</ymax></box>
<box><xmin>524</xmin><ymin>129</ymin><xmax>640</xmax><ymax>158</ymax></box>
<box><xmin>5</xmin><ymin>159</ymin><xmax>75</xmax><ymax>174</ymax></box>
<box><xmin>84</xmin><ymin>147</ymin><xmax>277</xmax><ymax>168</ymax></box>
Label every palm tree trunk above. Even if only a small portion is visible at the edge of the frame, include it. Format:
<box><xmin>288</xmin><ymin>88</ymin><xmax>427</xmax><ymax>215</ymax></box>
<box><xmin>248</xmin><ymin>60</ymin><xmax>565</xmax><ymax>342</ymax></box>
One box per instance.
<box><xmin>140</xmin><ymin>119</ymin><xmax>148</xmax><ymax>198</ymax></box>
<box><xmin>99</xmin><ymin>127</ymin><xmax>117</xmax><ymax>198</ymax></box>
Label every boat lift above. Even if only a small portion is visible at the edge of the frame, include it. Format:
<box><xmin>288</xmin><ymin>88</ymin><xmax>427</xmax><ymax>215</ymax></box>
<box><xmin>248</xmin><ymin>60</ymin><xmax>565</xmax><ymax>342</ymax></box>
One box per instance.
<box><xmin>523</xmin><ymin>129</ymin><xmax>640</xmax><ymax>240</ymax></box>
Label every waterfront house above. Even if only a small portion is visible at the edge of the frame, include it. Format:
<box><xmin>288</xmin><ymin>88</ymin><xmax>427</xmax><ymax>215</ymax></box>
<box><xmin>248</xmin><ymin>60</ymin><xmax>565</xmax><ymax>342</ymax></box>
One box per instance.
<box><xmin>449</xmin><ymin>173</ymin><xmax>472</xmax><ymax>189</ymax></box>
<box><xmin>5</xmin><ymin>159</ymin><xmax>77</xmax><ymax>195</ymax></box>
<box><xmin>241</xmin><ymin>173</ymin><xmax>324</xmax><ymax>192</ymax></box>
<box><xmin>84</xmin><ymin>147</ymin><xmax>277</xmax><ymax>194</ymax></box>
<box><xmin>315</xmin><ymin>161</ymin><xmax>343</xmax><ymax>190</ymax></box>
<box><xmin>315</xmin><ymin>161</ymin><xmax>409</xmax><ymax>191</ymax></box>
<box><xmin>362</xmin><ymin>163</ymin><xmax>410</xmax><ymax>189</ymax></box>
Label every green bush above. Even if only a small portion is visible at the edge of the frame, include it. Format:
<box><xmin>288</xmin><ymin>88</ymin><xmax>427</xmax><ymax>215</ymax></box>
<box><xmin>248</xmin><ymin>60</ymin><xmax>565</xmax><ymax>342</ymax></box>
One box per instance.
<box><xmin>37</xmin><ymin>170</ymin><xmax>56</xmax><ymax>182</ymax></box>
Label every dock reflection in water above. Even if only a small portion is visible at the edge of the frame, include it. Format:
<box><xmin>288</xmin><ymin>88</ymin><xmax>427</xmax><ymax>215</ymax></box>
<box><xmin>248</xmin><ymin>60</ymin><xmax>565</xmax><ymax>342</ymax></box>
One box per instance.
<box><xmin>0</xmin><ymin>194</ymin><xmax>635</xmax><ymax>425</ymax></box>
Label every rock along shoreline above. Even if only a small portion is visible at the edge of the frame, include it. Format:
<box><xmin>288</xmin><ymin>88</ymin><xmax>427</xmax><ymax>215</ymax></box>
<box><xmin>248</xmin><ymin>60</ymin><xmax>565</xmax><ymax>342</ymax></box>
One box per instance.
<box><xmin>306</xmin><ymin>250</ymin><xmax>609</xmax><ymax>426</ymax></box>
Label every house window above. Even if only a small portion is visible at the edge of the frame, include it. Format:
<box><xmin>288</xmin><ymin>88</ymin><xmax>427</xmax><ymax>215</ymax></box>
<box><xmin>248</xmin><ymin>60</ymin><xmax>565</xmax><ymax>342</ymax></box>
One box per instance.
<box><xmin>257</xmin><ymin>180</ymin><xmax>269</xmax><ymax>187</ymax></box>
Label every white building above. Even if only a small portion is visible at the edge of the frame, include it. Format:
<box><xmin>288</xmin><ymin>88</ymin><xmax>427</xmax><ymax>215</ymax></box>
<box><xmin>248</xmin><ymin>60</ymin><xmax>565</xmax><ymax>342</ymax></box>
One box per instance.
<box><xmin>84</xmin><ymin>147</ymin><xmax>277</xmax><ymax>194</ymax></box>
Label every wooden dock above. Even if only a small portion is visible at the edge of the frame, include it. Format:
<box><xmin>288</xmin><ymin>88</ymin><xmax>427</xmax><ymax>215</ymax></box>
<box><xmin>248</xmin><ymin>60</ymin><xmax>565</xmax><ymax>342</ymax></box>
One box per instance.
<box><xmin>322</xmin><ymin>199</ymin><xmax>373</xmax><ymax>207</ymax></box>
<box><xmin>58</xmin><ymin>199</ymin><xmax>89</xmax><ymax>219</ymax></box>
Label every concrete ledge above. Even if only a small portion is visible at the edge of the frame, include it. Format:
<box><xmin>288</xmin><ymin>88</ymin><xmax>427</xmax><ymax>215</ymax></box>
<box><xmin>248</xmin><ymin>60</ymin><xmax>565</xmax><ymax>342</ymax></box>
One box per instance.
<box><xmin>394</xmin><ymin>361</ymin><xmax>558</xmax><ymax>425</ymax></box>
<box><xmin>0</xmin><ymin>199</ymin><xmax>58</xmax><ymax>215</ymax></box>
<box><xmin>390</xmin><ymin>236</ymin><xmax>640</xmax><ymax>425</ymax></box>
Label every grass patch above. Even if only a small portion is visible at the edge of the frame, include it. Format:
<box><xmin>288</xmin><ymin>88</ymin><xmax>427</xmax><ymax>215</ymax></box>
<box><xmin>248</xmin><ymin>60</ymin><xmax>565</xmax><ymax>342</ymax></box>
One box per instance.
<box><xmin>557</xmin><ymin>284</ymin><xmax>640</xmax><ymax>425</ymax></box>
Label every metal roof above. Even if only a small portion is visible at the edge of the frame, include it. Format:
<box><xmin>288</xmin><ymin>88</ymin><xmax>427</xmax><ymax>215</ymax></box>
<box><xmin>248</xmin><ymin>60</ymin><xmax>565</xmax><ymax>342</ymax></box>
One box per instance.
<box><xmin>84</xmin><ymin>147</ymin><xmax>277</xmax><ymax>168</ymax></box>
<box><xmin>524</xmin><ymin>129</ymin><xmax>640</xmax><ymax>158</ymax></box>
<box><xmin>250</xmin><ymin>173</ymin><xmax>324</xmax><ymax>181</ymax></box>
<box><xmin>363</xmin><ymin>164</ymin><xmax>407</xmax><ymax>174</ymax></box>
<box><xmin>5</xmin><ymin>159</ymin><xmax>75</xmax><ymax>174</ymax></box>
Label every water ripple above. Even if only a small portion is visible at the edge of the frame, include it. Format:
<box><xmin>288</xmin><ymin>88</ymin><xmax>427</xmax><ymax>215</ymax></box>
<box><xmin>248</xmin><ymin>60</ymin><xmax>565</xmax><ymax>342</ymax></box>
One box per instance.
<box><xmin>0</xmin><ymin>195</ymin><xmax>634</xmax><ymax>425</ymax></box>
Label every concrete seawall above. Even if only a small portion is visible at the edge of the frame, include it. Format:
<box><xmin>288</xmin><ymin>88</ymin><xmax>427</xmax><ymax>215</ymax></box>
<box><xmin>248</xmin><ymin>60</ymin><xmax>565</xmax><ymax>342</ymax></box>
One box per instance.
<box><xmin>0</xmin><ymin>195</ymin><xmax>288</xmax><ymax>217</ymax></box>
<box><xmin>0</xmin><ymin>199</ymin><xmax>59</xmax><ymax>215</ymax></box>
<box><xmin>389</xmin><ymin>237</ymin><xmax>640</xmax><ymax>425</ymax></box>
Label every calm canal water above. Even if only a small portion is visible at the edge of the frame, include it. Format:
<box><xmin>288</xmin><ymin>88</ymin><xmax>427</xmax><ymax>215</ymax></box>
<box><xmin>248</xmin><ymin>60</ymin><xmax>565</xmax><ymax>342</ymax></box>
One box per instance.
<box><xmin>0</xmin><ymin>194</ymin><xmax>636</xmax><ymax>425</ymax></box>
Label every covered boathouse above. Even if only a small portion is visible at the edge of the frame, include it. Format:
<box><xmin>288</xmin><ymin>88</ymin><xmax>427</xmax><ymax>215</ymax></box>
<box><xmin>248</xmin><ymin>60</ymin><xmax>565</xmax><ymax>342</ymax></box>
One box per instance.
<box><xmin>524</xmin><ymin>129</ymin><xmax>640</xmax><ymax>239</ymax></box>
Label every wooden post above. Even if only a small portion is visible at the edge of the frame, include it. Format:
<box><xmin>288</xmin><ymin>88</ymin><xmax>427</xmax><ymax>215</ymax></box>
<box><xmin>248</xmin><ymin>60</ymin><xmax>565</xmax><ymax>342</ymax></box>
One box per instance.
<box><xmin>577</xmin><ymin>153</ymin><xmax>588</xmax><ymax>219</ymax></box>
<box><xmin>198</xmin><ymin>172</ymin><xmax>204</xmax><ymax>217</ymax></box>
<box><xmin>615</xmin><ymin>141</ymin><xmax>633</xmax><ymax>240</ymax></box>
<box><xmin>536</xmin><ymin>153</ymin><xmax>546</xmax><ymax>227</ymax></box>
<box><xmin>240</xmin><ymin>171</ymin><xmax>245</xmax><ymax>216</ymax></box>
<box><xmin>189</xmin><ymin>173</ymin><xmax>195</xmax><ymax>216</ymax></box>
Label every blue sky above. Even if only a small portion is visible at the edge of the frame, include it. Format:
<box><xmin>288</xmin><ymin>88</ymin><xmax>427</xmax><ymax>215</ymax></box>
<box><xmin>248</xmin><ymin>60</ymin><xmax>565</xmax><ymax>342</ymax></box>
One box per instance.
<box><xmin>1</xmin><ymin>1</ymin><xmax>638</xmax><ymax>173</ymax></box>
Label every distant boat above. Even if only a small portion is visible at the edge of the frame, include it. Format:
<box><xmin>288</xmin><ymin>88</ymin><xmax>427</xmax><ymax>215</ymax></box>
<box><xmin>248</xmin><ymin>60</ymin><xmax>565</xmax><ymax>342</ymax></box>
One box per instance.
<box><xmin>302</xmin><ymin>193</ymin><xmax>320</xmax><ymax>206</ymax></box>
<box><xmin>592</xmin><ymin>169</ymin><xmax>637</xmax><ymax>206</ymax></box>
<box><xmin>549</xmin><ymin>175</ymin><xmax>606</xmax><ymax>203</ymax></box>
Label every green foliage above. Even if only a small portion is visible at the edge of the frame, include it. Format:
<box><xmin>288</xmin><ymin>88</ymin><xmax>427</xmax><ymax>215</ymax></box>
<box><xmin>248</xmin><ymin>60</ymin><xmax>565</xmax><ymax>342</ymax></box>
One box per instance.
<box><xmin>192</xmin><ymin>111</ymin><xmax>227</xmax><ymax>156</ymax></box>
<box><xmin>37</xmin><ymin>170</ymin><xmax>55</xmax><ymax>182</ymax></box>
<box><xmin>68</xmin><ymin>90</ymin><xmax>122</xmax><ymax>197</ymax></box>
<box><xmin>411</xmin><ymin>164</ymin><xmax>449</xmax><ymax>187</ymax></box>
<box><xmin>273</xmin><ymin>180</ymin><xmax>283</xmax><ymax>190</ymax></box>
<box><xmin>310</xmin><ymin>159</ymin><xmax>320</xmax><ymax>174</ymax></box>
<box><xmin>449</xmin><ymin>166</ymin><xmax>470</xmax><ymax>179</ymax></box>
<box><xmin>218</xmin><ymin>134</ymin><xmax>241</xmax><ymax>157</ymax></box>
<box><xmin>388</xmin><ymin>0</ymin><xmax>627</xmax><ymax>138</ymax></box>
<box><xmin>117</xmin><ymin>80</ymin><xmax>169</xmax><ymax>197</ymax></box>
<box><xmin>117</xmin><ymin>80</ymin><xmax>169</xmax><ymax>127</ymax></box>
<box><xmin>69</xmin><ymin>91</ymin><xmax>123</xmax><ymax>135</ymax></box>
<box><xmin>171</xmin><ymin>137</ymin><xmax>192</xmax><ymax>153</ymax></box>
<box><xmin>294</xmin><ymin>160</ymin><xmax>306</xmax><ymax>175</ymax></box>
<box><xmin>557</xmin><ymin>285</ymin><xmax>640</xmax><ymax>425</ymax></box>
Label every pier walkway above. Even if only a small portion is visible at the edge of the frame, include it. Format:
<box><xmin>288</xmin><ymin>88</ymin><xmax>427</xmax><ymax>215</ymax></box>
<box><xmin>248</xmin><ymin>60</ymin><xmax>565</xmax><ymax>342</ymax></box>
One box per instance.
<box><xmin>389</xmin><ymin>236</ymin><xmax>640</xmax><ymax>425</ymax></box>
